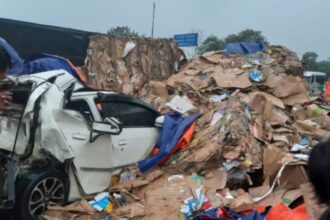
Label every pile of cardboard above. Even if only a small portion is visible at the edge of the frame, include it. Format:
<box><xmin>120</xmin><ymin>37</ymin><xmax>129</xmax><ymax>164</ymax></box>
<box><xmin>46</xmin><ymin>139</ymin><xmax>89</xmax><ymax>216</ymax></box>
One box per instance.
<box><xmin>82</xmin><ymin>35</ymin><xmax>183</xmax><ymax>95</ymax></box>
<box><xmin>42</xmin><ymin>46</ymin><xmax>329</xmax><ymax>220</ymax></box>
<box><xmin>136</xmin><ymin>45</ymin><xmax>328</xmax><ymax>219</ymax></box>
<box><xmin>148</xmin><ymin>46</ymin><xmax>314</xmax><ymax>173</ymax></box>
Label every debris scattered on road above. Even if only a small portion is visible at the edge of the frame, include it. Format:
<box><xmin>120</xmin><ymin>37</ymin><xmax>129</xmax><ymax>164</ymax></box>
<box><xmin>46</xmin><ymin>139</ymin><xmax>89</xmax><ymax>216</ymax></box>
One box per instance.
<box><xmin>42</xmin><ymin>44</ymin><xmax>329</xmax><ymax>220</ymax></box>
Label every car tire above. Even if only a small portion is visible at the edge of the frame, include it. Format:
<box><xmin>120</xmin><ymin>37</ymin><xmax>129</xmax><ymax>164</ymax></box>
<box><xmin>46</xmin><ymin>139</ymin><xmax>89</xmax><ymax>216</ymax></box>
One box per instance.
<box><xmin>16</xmin><ymin>168</ymin><xmax>69</xmax><ymax>220</ymax></box>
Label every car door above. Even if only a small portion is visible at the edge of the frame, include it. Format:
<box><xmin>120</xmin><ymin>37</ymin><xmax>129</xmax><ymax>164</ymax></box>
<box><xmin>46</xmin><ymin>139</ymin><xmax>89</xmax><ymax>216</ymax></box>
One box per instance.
<box><xmin>55</xmin><ymin>96</ymin><xmax>115</xmax><ymax>194</ymax></box>
<box><xmin>94</xmin><ymin>93</ymin><xmax>160</xmax><ymax>168</ymax></box>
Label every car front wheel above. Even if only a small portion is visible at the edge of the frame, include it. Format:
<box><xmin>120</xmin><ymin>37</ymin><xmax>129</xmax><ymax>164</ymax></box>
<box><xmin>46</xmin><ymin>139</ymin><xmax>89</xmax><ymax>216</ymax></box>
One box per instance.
<box><xmin>16</xmin><ymin>169</ymin><xmax>69</xmax><ymax>220</ymax></box>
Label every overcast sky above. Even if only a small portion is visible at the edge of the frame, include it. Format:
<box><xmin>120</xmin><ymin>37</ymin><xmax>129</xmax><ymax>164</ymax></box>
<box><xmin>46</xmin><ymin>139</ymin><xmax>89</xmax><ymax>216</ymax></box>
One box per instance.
<box><xmin>1</xmin><ymin>0</ymin><xmax>329</xmax><ymax>59</ymax></box>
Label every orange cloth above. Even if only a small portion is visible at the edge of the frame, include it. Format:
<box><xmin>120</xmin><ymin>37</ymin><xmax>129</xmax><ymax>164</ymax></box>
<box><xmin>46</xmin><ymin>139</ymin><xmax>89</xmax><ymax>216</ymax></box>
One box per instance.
<box><xmin>158</xmin><ymin>122</ymin><xmax>196</xmax><ymax>164</ymax></box>
<box><xmin>266</xmin><ymin>203</ymin><xmax>308</xmax><ymax>220</ymax></box>
<box><xmin>175</xmin><ymin>121</ymin><xmax>196</xmax><ymax>150</ymax></box>
<box><xmin>325</xmin><ymin>80</ymin><xmax>330</xmax><ymax>101</ymax></box>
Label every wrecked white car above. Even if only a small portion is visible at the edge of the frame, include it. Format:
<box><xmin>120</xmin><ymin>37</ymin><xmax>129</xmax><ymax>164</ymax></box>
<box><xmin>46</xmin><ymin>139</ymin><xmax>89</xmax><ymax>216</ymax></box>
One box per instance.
<box><xmin>0</xmin><ymin>70</ymin><xmax>161</xmax><ymax>220</ymax></box>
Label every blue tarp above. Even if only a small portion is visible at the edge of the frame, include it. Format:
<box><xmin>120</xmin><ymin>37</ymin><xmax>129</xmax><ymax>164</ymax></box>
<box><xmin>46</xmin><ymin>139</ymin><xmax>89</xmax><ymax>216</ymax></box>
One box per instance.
<box><xmin>0</xmin><ymin>37</ymin><xmax>24</xmax><ymax>75</ymax></box>
<box><xmin>224</xmin><ymin>42</ymin><xmax>266</xmax><ymax>55</ymax></box>
<box><xmin>138</xmin><ymin>112</ymin><xmax>201</xmax><ymax>173</ymax></box>
<box><xmin>22</xmin><ymin>53</ymin><xmax>78</xmax><ymax>77</ymax></box>
<box><xmin>0</xmin><ymin>37</ymin><xmax>78</xmax><ymax>77</ymax></box>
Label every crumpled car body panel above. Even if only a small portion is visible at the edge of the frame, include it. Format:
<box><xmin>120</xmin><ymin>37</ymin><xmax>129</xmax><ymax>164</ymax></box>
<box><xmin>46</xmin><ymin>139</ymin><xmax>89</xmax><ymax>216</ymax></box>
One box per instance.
<box><xmin>0</xmin><ymin>70</ymin><xmax>77</xmax><ymax>158</ymax></box>
<box><xmin>0</xmin><ymin>70</ymin><xmax>160</xmax><ymax>197</ymax></box>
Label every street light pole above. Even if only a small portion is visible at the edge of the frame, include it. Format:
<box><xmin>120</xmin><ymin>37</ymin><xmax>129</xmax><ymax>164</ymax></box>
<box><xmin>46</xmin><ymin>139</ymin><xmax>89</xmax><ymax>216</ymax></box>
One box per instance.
<box><xmin>151</xmin><ymin>2</ymin><xmax>155</xmax><ymax>38</ymax></box>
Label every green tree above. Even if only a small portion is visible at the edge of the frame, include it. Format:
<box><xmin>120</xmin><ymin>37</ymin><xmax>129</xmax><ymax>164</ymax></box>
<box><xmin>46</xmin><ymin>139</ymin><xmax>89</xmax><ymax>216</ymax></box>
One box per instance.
<box><xmin>317</xmin><ymin>60</ymin><xmax>330</xmax><ymax>76</ymax></box>
<box><xmin>224</xmin><ymin>29</ymin><xmax>269</xmax><ymax>45</ymax></box>
<box><xmin>107</xmin><ymin>26</ymin><xmax>139</xmax><ymax>37</ymax></box>
<box><xmin>197</xmin><ymin>35</ymin><xmax>225</xmax><ymax>54</ymax></box>
<box><xmin>302</xmin><ymin>52</ymin><xmax>319</xmax><ymax>70</ymax></box>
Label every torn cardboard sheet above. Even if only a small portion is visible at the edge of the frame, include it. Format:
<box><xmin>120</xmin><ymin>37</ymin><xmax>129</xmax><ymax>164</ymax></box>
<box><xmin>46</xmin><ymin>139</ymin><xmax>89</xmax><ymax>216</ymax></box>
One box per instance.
<box><xmin>204</xmin><ymin>171</ymin><xmax>227</xmax><ymax>195</ymax></box>
<box><xmin>272</xmin><ymin>134</ymin><xmax>290</xmax><ymax>145</ymax></box>
<box><xmin>223</xmin><ymin>146</ymin><xmax>242</xmax><ymax>160</ymax></box>
<box><xmin>180</xmin><ymin>141</ymin><xmax>219</xmax><ymax>164</ymax></box>
<box><xmin>113</xmin><ymin>202</ymin><xmax>145</xmax><ymax>219</ymax></box>
<box><xmin>184</xmin><ymin>69</ymin><xmax>201</xmax><ymax>76</ymax></box>
<box><xmin>211</xmin><ymin>66</ymin><xmax>252</xmax><ymax>89</ymax></box>
<box><xmin>47</xmin><ymin>200</ymin><xmax>95</xmax><ymax>215</ymax></box>
<box><xmin>249</xmin><ymin>117</ymin><xmax>273</xmax><ymax>143</ymax></box>
<box><xmin>185</xmin><ymin>57</ymin><xmax>210</xmax><ymax>70</ymax></box>
<box><xmin>294</xmin><ymin>120</ymin><xmax>330</xmax><ymax>139</ymax></box>
<box><xmin>279</xmin><ymin>162</ymin><xmax>309</xmax><ymax>189</ymax></box>
<box><xmin>249</xmin><ymin>91</ymin><xmax>284</xmax><ymax>109</ymax></box>
<box><xmin>254</xmin><ymin>158</ymin><xmax>306</xmax><ymax>204</ymax></box>
<box><xmin>272</xmin><ymin>75</ymin><xmax>307</xmax><ymax>97</ymax></box>
<box><xmin>201</xmin><ymin>51</ymin><xmax>223</xmax><ymax>64</ymax></box>
<box><xmin>148</xmin><ymin>81</ymin><xmax>169</xmax><ymax>98</ymax></box>
<box><xmin>263</xmin><ymin>146</ymin><xmax>287</xmax><ymax>179</ymax></box>
<box><xmin>166</xmin><ymin>71</ymin><xmax>194</xmax><ymax>88</ymax></box>
<box><xmin>186</xmin><ymin>74</ymin><xmax>211</xmax><ymax>91</ymax></box>
<box><xmin>282</xmin><ymin>92</ymin><xmax>311</xmax><ymax>106</ymax></box>
<box><xmin>250</xmin><ymin>92</ymin><xmax>289</xmax><ymax>125</ymax></box>
<box><xmin>41</xmin><ymin>211</ymin><xmax>103</xmax><ymax>220</ymax></box>
<box><xmin>230</xmin><ymin>193</ymin><xmax>255</xmax><ymax>212</ymax></box>
<box><xmin>144</xmin><ymin>169</ymin><xmax>164</xmax><ymax>182</ymax></box>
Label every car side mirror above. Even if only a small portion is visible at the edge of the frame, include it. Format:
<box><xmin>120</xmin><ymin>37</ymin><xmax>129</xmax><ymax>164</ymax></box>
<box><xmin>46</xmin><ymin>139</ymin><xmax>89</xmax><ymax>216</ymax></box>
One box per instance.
<box><xmin>90</xmin><ymin>117</ymin><xmax>123</xmax><ymax>143</ymax></box>
<box><xmin>155</xmin><ymin>115</ymin><xmax>164</xmax><ymax>127</ymax></box>
<box><xmin>92</xmin><ymin>117</ymin><xmax>123</xmax><ymax>135</ymax></box>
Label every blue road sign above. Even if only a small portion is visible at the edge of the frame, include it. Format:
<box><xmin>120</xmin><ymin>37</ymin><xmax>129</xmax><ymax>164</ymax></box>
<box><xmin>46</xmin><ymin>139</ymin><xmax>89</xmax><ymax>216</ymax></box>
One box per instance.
<box><xmin>173</xmin><ymin>33</ymin><xmax>198</xmax><ymax>47</ymax></box>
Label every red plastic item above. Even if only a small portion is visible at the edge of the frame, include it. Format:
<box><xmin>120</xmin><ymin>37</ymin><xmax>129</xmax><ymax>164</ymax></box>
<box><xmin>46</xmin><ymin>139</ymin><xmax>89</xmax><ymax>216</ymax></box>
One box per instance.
<box><xmin>150</xmin><ymin>147</ymin><xmax>160</xmax><ymax>156</ymax></box>
<box><xmin>216</xmin><ymin>208</ymin><xmax>226</xmax><ymax>218</ymax></box>
<box><xmin>201</xmin><ymin>201</ymin><xmax>212</xmax><ymax>210</ymax></box>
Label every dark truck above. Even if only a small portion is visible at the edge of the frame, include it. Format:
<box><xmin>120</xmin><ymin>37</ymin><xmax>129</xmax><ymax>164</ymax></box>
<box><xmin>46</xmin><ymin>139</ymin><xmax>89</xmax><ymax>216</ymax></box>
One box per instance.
<box><xmin>0</xmin><ymin>17</ymin><xmax>100</xmax><ymax>66</ymax></box>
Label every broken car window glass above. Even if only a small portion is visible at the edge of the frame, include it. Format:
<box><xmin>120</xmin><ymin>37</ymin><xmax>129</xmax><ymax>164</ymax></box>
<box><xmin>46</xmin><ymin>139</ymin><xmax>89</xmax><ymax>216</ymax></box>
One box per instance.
<box><xmin>95</xmin><ymin>101</ymin><xmax>157</xmax><ymax>127</ymax></box>
<box><xmin>65</xmin><ymin>99</ymin><xmax>94</xmax><ymax>123</ymax></box>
